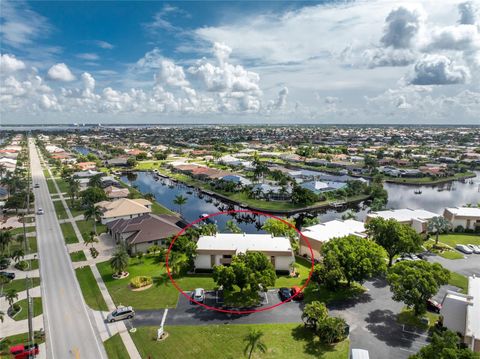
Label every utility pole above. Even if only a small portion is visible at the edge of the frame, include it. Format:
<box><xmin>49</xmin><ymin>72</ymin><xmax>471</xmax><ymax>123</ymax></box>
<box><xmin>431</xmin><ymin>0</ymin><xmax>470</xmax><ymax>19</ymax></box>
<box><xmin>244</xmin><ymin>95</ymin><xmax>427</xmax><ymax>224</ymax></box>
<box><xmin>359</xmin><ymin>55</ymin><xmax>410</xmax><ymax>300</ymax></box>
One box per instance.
<box><xmin>22</xmin><ymin>134</ymin><xmax>34</xmax><ymax>357</ymax></box>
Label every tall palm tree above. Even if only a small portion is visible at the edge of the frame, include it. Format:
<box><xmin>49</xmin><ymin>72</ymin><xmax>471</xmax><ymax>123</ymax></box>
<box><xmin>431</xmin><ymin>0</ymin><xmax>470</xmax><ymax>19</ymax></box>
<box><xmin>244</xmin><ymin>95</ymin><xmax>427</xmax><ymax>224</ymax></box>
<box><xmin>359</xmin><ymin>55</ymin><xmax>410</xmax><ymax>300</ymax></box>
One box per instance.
<box><xmin>5</xmin><ymin>288</ymin><xmax>19</xmax><ymax>309</ymax></box>
<box><xmin>68</xmin><ymin>178</ymin><xmax>80</xmax><ymax>207</ymax></box>
<box><xmin>110</xmin><ymin>246</ymin><xmax>129</xmax><ymax>276</ymax></box>
<box><xmin>84</xmin><ymin>204</ymin><xmax>102</xmax><ymax>234</ymax></box>
<box><xmin>84</xmin><ymin>231</ymin><xmax>99</xmax><ymax>248</ymax></box>
<box><xmin>11</xmin><ymin>249</ymin><xmax>25</xmax><ymax>263</ymax></box>
<box><xmin>173</xmin><ymin>195</ymin><xmax>188</xmax><ymax>216</ymax></box>
<box><xmin>88</xmin><ymin>174</ymin><xmax>103</xmax><ymax>188</ymax></box>
<box><xmin>243</xmin><ymin>330</ymin><xmax>267</xmax><ymax>359</ymax></box>
<box><xmin>427</xmin><ymin>216</ymin><xmax>451</xmax><ymax>245</ymax></box>
<box><xmin>0</xmin><ymin>230</ymin><xmax>13</xmax><ymax>255</ymax></box>
<box><xmin>168</xmin><ymin>251</ymin><xmax>188</xmax><ymax>277</ymax></box>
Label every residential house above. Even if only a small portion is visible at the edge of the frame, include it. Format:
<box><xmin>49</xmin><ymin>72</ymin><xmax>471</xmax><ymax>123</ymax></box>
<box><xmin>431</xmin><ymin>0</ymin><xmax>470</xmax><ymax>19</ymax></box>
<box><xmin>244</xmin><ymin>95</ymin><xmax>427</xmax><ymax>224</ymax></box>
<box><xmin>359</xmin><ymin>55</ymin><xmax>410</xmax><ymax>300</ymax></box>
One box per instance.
<box><xmin>95</xmin><ymin>198</ymin><xmax>152</xmax><ymax>224</ymax></box>
<box><xmin>299</xmin><ymin>180</ymin><xmax>346</xmax><ymax>194</ymax></box>
<box><xmin>300</xmin><ymin>219</ymin><xmax>366</xmax><ymax>259</ymax></box>
<box><xmin>440</xmin><ymin>276</ymin><xmax>480</xmax><ymax>352</ymax></box>
<box><xmin>443</xmin><ymin>207</ymin><xmax>480</xmax><ymax>231</ymax></box>
<box><xmin>104</xmin><ymin>186</ymin><xmax>129</xmax><ymax>200</ymax></box>
<box><xmin>104</xmin><ymin>157</ymin><xmax>129</xmax><ymax>167</ymax></box>
<box><xmin>107</xmin><ymin>213</ymin><xmax>182</xmax><ymax>253</ymax></box>
<box><xmin>251</xmin><ymin>183</ymin><xmax>291</xmax><ymax>201</ymax></box>
<box><xmin>76</xmin><ymin>161</ymin><xmax>97</xmax><ymax>171</ymax></box>
<box><xmin>194</xmin><ymin>233</ymin><xmax>295</xmax><ymax>272</ymax></box>
<box><xmin>73</xmin><ymin>170</ymin><xmax>103</xmax><ymax>178</ymax></box>
<box><xmin>220</xmin><ymin>175</ymin><xmax>252</xmax><ymax>187</ymax></box>
<box><xmin>366</xmin><ymin>208</ymin><xmax>439</xmax><ymax>233</ymax></box>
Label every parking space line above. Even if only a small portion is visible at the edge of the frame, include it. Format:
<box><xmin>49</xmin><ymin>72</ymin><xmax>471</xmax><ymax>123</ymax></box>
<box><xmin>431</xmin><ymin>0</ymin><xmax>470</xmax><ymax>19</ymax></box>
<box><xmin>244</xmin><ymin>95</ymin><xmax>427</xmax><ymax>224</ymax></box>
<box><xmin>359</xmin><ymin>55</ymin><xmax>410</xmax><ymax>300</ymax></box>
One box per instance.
<box><xmin>263</xmin><ymin>292</ymin><xmax>269</xmax><ymax>304</ymax></box>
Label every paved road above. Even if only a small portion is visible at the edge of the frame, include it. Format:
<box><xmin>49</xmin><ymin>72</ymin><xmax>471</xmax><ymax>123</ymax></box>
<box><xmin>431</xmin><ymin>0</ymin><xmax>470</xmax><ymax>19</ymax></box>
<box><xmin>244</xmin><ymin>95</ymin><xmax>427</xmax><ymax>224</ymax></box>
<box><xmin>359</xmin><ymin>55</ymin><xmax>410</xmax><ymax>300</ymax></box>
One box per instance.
<box><xmin>29</xmin><ymin>139</ymin><xmax>107</xmax><ymax>359</ymax></box>
<box><xmin>428</xmin><ymin>252</ymin><xmax>480</xmax><ymax>277</ymax></box>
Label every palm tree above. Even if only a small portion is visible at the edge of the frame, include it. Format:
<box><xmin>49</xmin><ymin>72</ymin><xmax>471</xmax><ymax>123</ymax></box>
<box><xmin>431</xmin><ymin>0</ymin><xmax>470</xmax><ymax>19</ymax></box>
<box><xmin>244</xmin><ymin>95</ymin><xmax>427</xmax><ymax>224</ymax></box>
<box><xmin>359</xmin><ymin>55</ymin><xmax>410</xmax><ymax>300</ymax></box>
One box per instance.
<box><xmin>5</xmin><ymin>288</ymin><xmax>19</xmax><ymax>310</ymax></box>
<box><xmin>168</xmin><ymin>251</ymin><xmax>188</xmax><ymax>277</ymax></box>
<box><xmin>427</xmin><ymin>216</ymin><xmax>451</xmax><ymax>245</ymax></box>
<box><xmin>341</xmin><ymin>210</ymin><xmax>357</xmax><ymax>221</ymax></box>
<box><xmin>84</xmin><ymin>204</ymin><xmax>102</xmax><ymax>234</ymax></box>
<box><xmin>225</xmin><ymin>220</ymin><xmax>242</xmax><ymax>233</ymax></box>
<box><xmin>0</xmin><ymin>230</ymin><xmax>13</xmax><ymax>255</ymax></box>
<box><xmin>11</xmin><ymin>249</ymin><xmax>25</xmax><ymax>263</ymax></box>
<box><xmin>68</xmin><ymin>178</ymin><xmax>80</xmax><ymax>207</ymax></box>
<box><xmin>243</xmin><ymin>330</ymin><xmax>267</xmax><ymax>359</ymax></box>
<box><xmin>144</xmin><ymin>192</ymin><xmax>155</xmax><ymax>202</ymax></box>
<box><xmin>110</xmin><ymin>246</ymin><xmax>129</xmax><ymax>276</ymax></box>
<box><xmin>88</xmin><ymin>174</ymin><xmax>103</xmax><ymax>188</ymax></box>
<box><xmin>84</xmin><ymin>231</ymin><xmax>99</xmax><ymax>248</ymax></box>
<box><xmin>173</xmin><ymin>195</ymin><xmax>188</xmax><ymax>216</ymax></box>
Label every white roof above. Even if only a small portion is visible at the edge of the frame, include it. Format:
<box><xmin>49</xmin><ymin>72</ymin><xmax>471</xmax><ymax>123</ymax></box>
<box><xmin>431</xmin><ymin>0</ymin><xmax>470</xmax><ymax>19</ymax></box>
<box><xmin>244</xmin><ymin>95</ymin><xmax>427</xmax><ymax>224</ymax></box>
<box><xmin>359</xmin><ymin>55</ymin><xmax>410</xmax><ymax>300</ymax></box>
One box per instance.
<box><xmin>466</xmin><ymin>276</ymin><xmax>480</xmax><ymax>339</ymax></box>
<box><xmin>445</xmin><ymin>207</ymin><xmax>480</xmax><ymax>217</ymax></box>
<box><xmin>368</xmin><ymin>208</ymin><xmax>438</xmax><ymax>222</ymax></box>
<box><xmin>196</xmin><ymin>233</ymin><xmax>292</xmax><ymax>253</ymax></box>
<box><xmin>303</xmin><ymin>219</ymin><xmax>366</xmax><ymax>243</ymax></box>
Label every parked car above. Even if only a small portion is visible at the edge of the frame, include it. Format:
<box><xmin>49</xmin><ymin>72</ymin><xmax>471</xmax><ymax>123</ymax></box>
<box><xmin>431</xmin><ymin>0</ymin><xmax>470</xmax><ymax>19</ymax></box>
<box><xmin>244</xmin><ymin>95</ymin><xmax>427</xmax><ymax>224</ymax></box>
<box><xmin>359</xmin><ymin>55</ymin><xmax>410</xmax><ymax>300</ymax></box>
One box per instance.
<box><xmin>394</xmin><ymin>256</ymin><xmax>413</xmax><ymax>264</ymax></box>
<box><xmin>278</xmin><ymin>287</ymin><xmax>292</xmax><ymax>301</ymax></box>
<box><xmin>290</xmin><ymin>286</ymin><xmax>304</xmax><ymax>300</ymax></box>
<box><xmin>407</xmin><ymin>253</ymin><xmax>420</xmax><ymax>261</ymax></box>
<box><xmin>466</xmin><ymin>244</ymin><xmax>480</xmax><ymax>254</ymax></box>
<box><xmin>36</xmin><ymin>208</ymin><xmax>44</xmax><ymax>215</ymax></box>
<box><xmin>10</xmin><ymin>343</ymin><xmax>39</xmax><ymax>359</ymax></box>
<box><xmin>192</xmin><ymin>288</ymin><xmax>205</xmax><ymax>303</ymax></box>
<box><xmin>0</xmin><ymin>271</ymin><xmax>15</xmax><ymax>281</ymax></box>
<box><xmin>350</xmin><ymin>348</ymin><xmax>370</xmax><ymax>359</ymax></box>
<box><xmin>106</xmin><ymin>306</ymin><xmax>135</xmax><ymax>322</ymax></box>
<box><xmin>426</xmin><ymin>298</ymin><xmax>442</xmax><ymax>313</ymax></box>
<box><xmin>33</xmin><ymin>183</ymin><xmax>39</xmax><ymax>188</ymax></box>
<box><xmin>456</xmin><ymin>244</ymin><xmax>473</xmax><ymax>254</ymax></box>
<box><xmin>0</xmin><ymin>257</ymin><xmax>11</xmax><ymax>270</ymax></box>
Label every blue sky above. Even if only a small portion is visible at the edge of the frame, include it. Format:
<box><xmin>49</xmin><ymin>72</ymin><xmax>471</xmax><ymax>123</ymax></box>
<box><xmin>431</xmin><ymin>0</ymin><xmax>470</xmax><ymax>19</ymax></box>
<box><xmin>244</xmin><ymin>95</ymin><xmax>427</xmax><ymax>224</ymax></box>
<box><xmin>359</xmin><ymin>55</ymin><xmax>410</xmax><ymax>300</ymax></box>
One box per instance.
<box><xmin>1</xmin><ymin>0</ymin><xmax>480</xmax><ymax>124</ymax></box>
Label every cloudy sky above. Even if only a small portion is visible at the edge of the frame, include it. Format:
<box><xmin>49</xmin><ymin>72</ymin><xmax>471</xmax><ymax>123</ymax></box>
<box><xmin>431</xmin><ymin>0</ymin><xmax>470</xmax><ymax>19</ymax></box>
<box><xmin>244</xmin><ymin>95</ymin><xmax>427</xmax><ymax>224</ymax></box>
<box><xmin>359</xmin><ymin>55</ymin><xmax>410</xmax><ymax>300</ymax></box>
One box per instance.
<box><xmin>1</xmin><ymin>0</ymin><xmax>480</xmax><ymax>125</ymax></box>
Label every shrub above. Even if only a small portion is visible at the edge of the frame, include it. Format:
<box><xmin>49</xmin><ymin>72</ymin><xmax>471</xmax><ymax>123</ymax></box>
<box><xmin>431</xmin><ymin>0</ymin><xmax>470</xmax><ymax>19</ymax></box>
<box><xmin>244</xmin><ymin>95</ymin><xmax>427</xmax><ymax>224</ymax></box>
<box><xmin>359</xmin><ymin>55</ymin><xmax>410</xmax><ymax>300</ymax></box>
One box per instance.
<box><xmin>130</xmin><ymin>276</ymin><xmax>153</xmax><ymax>289</ymax></box>
<box><xmin>454</xmin><ymin>225</ymin><xmax>465</xmax><ymax>233</ymax></box>
<box><xmin>90</xmin><ymin>247</ymin><xmax>99</xmax><ymax>258</ymax></box>
<box><xmin>14</xmin><ymin>260</ymin><xmax>29</xmax><ymax>271</ymax></box>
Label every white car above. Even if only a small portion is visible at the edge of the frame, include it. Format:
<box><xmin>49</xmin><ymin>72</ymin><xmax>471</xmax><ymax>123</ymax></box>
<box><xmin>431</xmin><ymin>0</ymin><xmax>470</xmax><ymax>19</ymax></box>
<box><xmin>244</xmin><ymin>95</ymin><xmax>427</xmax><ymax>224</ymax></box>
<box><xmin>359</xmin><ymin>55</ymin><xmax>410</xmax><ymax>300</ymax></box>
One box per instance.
<box><xmin>466</xmin><ymin>244</ymin><xmax>480</xmax><ymax>254</ymax></box>
<box><xmin>37</xmin><ymin>208</ymin><xmax>44</xmax><ymax>215</ymax></box>
<box><xmin>456</xmin><ymin>244</ymin><xmax>473</xmax><ymax>254</ymax></box>
<box><xmin>192</xmin><ymin>288</ymin><xmax>205</xmax><ymax>303</ymax></box>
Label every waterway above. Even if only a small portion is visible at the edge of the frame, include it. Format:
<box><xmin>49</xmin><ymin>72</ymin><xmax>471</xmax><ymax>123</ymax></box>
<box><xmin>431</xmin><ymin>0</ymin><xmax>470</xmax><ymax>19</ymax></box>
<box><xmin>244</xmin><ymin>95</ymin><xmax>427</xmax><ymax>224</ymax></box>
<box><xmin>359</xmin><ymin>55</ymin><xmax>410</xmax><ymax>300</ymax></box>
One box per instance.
<box><xmin>121</xmin><ymin>171</ymin><xmax>480</xmax><ymax>233</ymax></box>
<box><xmin>72</xmin><ymin>146</ymin><xmax>91</xmax><ymax>155</ymax></box>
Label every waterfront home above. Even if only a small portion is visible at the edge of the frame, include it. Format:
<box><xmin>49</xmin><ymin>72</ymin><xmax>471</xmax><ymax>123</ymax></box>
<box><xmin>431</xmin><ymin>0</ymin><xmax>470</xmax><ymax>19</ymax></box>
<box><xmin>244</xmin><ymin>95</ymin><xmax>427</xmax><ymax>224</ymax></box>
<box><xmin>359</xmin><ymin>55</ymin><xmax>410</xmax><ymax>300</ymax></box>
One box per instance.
<box><xmin>300</xmin><ymin>219</ymin><xmax>366</xmax><ymax>259</ymax></box>
<box><xmin>194</xmin><ymin>233</ymin><xmax>294</xmax><ymax>272</ymax></box>
<box><xmin>299</xmin><ymin>180</ymin><xmax>345</xmax><ymax>194</ymax></box>
<box><xmin>104</xmin><ymin>185</ymin><xmax>129</xmax><ymax>200</ymax></box>
<box><xmin>366</xmin><ymin>208</ymin><xmax>439</xmax><ymax>233</ymax></box>
<box><xmin>220</xmin><ymin>175</ymin><xmax>252</xmax><ymax>187</ymax></box>
<box><xmin>95</xmin><ymin>198</ymin><xmax>152</xmax><ymax>224</ymax></box>
<box><xmin>100</xmin><ymin>176</ymin><xmax>120</xmax><ymax>188</ymax></box>
<box><xmin>104</xmin><ymin>157</ymin><xmax>129</xmax><ymax>167</ymax></box>
<box><xmin>443</xmin><ymin>207</ymin><xmax>480</xmax><ymax>231</ymax></box>
<box><xmin>107</xmin><ymin>213</ymin><xmax>182</xmax><ymax>253</ymax></box>
<box><xmin>251</xmin><ymin>183</ymin><xmax>291</xmax><ymax>201</ymax></box>
<box><xmin>73</xmin><ymin>170</ymin><xmax>103</xmax><ymax>178</ymax></box>
<box><xmin>76</xmin><ymin>161</ymin><xmax>97</xmax><ymax>171</ymax></box>
<box><xmin>440</xmin><ymin>276</ymin><xmax>480</xmax><ymax>352</ymax></box>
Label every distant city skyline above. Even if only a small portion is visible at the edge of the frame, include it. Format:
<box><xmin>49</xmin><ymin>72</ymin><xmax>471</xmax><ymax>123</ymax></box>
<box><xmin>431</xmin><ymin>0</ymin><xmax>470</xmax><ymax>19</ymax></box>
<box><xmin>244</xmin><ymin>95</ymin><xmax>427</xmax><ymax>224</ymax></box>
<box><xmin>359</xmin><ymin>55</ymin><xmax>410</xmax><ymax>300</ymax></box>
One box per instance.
<box><xmin>1</xmin><ymin>0</ymin><xmax>480</xmax><ymax>124</ymax></box>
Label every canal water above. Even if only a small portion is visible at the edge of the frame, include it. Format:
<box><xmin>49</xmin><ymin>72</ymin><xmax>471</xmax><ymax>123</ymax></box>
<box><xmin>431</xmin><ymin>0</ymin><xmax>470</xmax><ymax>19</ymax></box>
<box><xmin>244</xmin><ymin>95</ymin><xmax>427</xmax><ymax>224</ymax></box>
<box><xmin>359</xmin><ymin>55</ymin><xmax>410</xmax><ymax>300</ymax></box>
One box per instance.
<box><xmin>121</xmin><ymin>171</ymin><xmax>480</xmax><ymax>233</ymax></box>
<box><xmin>73</xmin><ymin>146</ymin><xmax>91</xmax><ymax>155</ymax></box>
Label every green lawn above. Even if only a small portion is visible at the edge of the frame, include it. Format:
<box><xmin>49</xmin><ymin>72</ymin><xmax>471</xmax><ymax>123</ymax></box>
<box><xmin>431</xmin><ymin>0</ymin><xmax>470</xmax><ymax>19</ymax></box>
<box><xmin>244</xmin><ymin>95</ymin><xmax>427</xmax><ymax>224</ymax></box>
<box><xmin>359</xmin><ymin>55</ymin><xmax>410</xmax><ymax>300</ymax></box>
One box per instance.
<box><xmin>10</xmin><ymin>297</ymin><xmax>43</xmax><ymax>321</ymax></box>
<box><xmin>437</xmin><ymin>233</ymin><xmax>480</xmax><ymax>247</ymax></box>
<box><xmin>55</xmin><ymin>178</ymin><xmax>70</xmax><ymax>193</ymax></box>
<box><xmin>397</xmin><ymin>307</ymin><xmax>439</xmax><ymax>330</ymax></box>
<box><xmin>274</xmin><ymin>257</ymin><xmax>313</xmax><ymax>288</ymax></box>
<box><xmin>54</xmin><ymin>200</ymin><xmax>68</xmax><ymax>219</ymax></box>
<box><xmin>9</xmin><ymin>236</ymin><xmax>37</xmax><ymax>254</ymax></box>
<box><xmin>75</xmin><ymin>266</ymin><xmax>109</xmax><ymax>311</ymax></box>
<box><xmin>76</xmin><ymin>219</ymin><xmax>106</xmax><ymax>240</ymax></box>
<box><xmin>131</xmin><ymin>324</ymin><xmax>349</xmax><ymax>359</ymax></box>
<box><xmin>43</xmin><ymin>169</ymin><xmax>50</xmax><ymax>178</ymax></box>
<box><xmin>134</xmin><ymin>161</ymin><xmax>163</xmax><ymax>170</ymax></box>
<box><xmin>70</xmin><ymin>250</ymin><xmax>87</xmax><ymax>262</ymax></box>
<box><xmin>15</xmin><ymin>258</ymin><xmax>39</xmax><ymax>271</ymax></box>
<box><xmin>439</xmin><ymin>251</ymin><xmax>465</xmax><ymax>260</ymax></box>
<box><xmin>448</xmin><ymin>272</ymin><xmax>468</xmax><ymax>293</ymax></box>
<box><xmin>424</xmin><ymin>239</ymin><xmax>465</xmax><ymax>260</ymax></box>
<box><xmin>1</xmin><ymin>277</ymin><xmax>40</xmax><ymax>294</ymax></box>
<box><xmin>46</xmin><ymin>178</ymin><xmax>57</xmax><ymax>194</ymax></box>
<box><xmin>97</xmin><ymin>256</ymin><xmax>215</xmax><ymax>309</ymax></box>
<box><xmin>104</xmin><ymin>334</ymin><xmax>130</xmax><ymax>359</ymax></box>
<box><xmin>60</xmin><ymin>222</ymin><xmax>79</xmax><ymax>243</ymax></box>
<box><xmin>9</xmin><ymin>226</ymin><xmax>36</xmax><ymax>236</ymax></box>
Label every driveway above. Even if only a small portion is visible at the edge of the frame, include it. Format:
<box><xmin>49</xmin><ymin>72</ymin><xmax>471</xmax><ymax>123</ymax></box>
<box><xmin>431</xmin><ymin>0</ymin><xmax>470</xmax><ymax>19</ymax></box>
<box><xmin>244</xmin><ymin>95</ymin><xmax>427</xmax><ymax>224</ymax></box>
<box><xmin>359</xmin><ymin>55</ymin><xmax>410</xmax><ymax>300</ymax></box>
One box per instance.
<box><xmin>427</xmin><ymin>252</ymin><xmax>480</xmax><ymax>277</ymax></box>
<box><xmin>132</xmin><ymin>278</ymin><xmax>461</xmax><ymax>359</ymax></box>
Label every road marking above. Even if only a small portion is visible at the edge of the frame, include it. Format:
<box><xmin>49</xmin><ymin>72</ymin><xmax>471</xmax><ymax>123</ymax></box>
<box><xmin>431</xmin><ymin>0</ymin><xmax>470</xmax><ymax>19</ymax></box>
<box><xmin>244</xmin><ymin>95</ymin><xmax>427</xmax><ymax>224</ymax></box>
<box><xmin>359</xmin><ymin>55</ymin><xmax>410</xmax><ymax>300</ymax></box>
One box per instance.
<box><xmin>263</xmin><ymin>292</ymin><xmax>269</xmax><ymax>304</ymax></box>
<box><xmin>160</xmin><ymin>309</ymin><xmax>168</xmax><ymax>327</ymax></box>
<box><xmin>399</xmin><ymin>348</ymin><xmax>417</xmax><ymax>353</ymax></box>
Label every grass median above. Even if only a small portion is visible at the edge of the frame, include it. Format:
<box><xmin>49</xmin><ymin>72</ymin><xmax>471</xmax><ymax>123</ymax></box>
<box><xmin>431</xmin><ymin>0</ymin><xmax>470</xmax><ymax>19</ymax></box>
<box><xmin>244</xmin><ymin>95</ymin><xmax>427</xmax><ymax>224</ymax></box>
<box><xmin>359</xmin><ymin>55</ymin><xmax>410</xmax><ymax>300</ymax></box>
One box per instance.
<box><xmin>75</xmin><ymin>266</ymin><xmax>109</xmax><ymax>311</ymax></box>
<box><xmin>104</xmin><ymin>333</ymin><xmax>130</xmax><ymax>359</ymax></box>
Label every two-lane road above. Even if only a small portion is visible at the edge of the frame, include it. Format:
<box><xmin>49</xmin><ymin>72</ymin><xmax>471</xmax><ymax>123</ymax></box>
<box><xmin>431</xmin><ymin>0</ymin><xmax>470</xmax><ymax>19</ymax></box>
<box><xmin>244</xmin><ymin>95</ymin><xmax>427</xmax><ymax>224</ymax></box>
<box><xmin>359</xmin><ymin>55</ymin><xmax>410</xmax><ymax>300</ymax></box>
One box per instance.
<box><xmin>29</xmin><ymin>139</ymin><xmax>106</xmax><ymax>358</ymax></box>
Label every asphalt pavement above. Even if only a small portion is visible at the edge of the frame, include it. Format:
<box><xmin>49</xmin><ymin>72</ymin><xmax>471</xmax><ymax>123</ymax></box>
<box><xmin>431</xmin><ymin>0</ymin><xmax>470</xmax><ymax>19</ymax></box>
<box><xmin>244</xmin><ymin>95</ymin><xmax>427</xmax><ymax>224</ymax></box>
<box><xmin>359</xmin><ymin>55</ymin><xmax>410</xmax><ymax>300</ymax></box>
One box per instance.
<box><xmin>29</xmin><ymin>139</ymin><xmax>107</xmax><ymax>359</ymax></box>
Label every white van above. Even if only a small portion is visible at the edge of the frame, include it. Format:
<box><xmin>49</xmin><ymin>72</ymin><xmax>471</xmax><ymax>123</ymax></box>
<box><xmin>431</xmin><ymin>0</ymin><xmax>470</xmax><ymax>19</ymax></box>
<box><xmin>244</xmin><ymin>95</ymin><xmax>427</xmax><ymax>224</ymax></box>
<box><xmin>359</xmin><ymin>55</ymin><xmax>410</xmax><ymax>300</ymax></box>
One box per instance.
<box><xmin>350</xmin><ymin>349</ymin><xmax>370</xmax><ymax>359</ymax></box>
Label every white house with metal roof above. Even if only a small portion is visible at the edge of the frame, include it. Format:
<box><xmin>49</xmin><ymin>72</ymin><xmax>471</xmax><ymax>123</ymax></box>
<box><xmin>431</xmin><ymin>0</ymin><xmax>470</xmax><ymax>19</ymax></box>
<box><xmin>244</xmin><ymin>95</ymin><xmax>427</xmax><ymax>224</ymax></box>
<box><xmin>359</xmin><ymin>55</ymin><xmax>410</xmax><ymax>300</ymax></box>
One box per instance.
<box><xmin>194</xmin><ymin>233</ymin><xmax>294</xmax><ymax>271</ymax></box>
<box><xmin>366</xmin><ymin>208</ymin><xmax>439</xmax><ymax>233</ymax></box>
<box><xmin>443</xmin><ymin>207</ymin><xmax>480</xmax><ymax>231</ymax></box>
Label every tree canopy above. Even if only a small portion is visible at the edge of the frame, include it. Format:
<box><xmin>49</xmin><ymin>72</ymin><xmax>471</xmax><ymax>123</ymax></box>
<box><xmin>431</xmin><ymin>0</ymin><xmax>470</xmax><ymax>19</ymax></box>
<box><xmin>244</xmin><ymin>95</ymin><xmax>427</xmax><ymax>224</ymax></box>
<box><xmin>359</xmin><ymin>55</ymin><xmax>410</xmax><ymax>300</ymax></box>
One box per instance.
<box><xmin>366</xmin><ymin>217</ymin><xmax>423</xmax><ymax>266</ymax></box>
<box><xmin>387</xmin><ymin>261</ymin><xmax>450</xmax><ymax>315</ymax></box>
<box><xmin>409</xmin><ymin>329</ymin><xmax>476</xmax><ymax>359</ymax></box>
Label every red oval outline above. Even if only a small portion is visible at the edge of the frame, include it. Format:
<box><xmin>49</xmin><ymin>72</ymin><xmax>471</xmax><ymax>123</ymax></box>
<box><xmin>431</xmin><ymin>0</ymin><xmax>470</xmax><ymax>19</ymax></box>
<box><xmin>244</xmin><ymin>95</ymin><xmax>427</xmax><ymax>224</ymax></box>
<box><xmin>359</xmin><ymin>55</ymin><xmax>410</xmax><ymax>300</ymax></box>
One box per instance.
<box><xmin>165</xmin><ymin>209</ymin><xmax>315</xmax><ymax>314</ymax></box>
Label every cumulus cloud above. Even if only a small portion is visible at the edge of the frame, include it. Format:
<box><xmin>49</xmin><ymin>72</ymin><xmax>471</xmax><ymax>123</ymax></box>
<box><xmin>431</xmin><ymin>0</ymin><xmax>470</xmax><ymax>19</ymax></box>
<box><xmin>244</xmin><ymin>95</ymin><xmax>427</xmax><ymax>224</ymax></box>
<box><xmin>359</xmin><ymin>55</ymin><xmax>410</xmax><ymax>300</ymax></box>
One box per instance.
<box><xmin>410</xmin><ymin>54</ymin><xmax>470</xmax><ymax>85</ymax></box>
<box><xmin>427</xmin><ymin>25</ymin><xmax>480</xmax><ymax>51</ymax></box>
<box><xmin>213</xmin><ymin>42</ymin><xmax>232</xmax><ymax>67</ymax></box>
<box><xmin>458</xmin><ymin>2</ymin><xmax>478</xmax><ymax>25</ymax></box>
<box><xmin>362</xmin><ymin>48</ymin><xmax>417</xmax><ymax>68</ymax></box>
<box><xmin>156</xmin><ymin>60</ymin><xmax>189</xmax><ymax>87</ymax></box>
<box><xmin>380</xmin><ymin>6</ymin><xmax>426</xmax><ymax>49</ymax></box>
<box><xmin>0</xmin><ymin>53</ymin><xmax>26</xmax><ymax>73</ymax></box>
<box><xmin>47</xmin><ymin>63</ymin><xmax>76</xmax><ymax>82</ymax></box>
<box><xmin>76</xmin><ymin>53</ymin><xmax>99</xmax><ymax>61</ymax></box>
